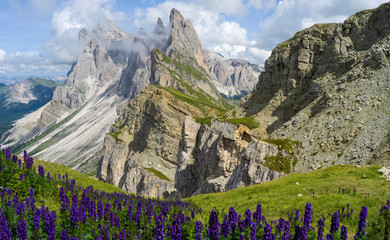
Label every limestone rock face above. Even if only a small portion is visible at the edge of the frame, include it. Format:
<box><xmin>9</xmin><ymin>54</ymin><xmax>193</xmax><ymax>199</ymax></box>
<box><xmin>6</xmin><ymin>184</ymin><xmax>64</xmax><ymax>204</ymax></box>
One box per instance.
<box><xmin>175</xmin><ymin>118</ymin><xmax>289</xmax><ymax>198</ymax></box>
<box><xmin>97</xmin><ymin>85</ymin><xmax>204</xmax><ymax>198</ymax></box>
<box><xmin>205</xmin><ymin>50</ymin><xmax>262</xmax><ymax>99</ymax></box>
<box><xmin>165</xmin><ymin>9</ymin><xmax>207</xmax><ymax>71</ymax></box>
<box><xmin>240</xmin><ymin>3</ymin><xmax>390</xmax><ymax>170</ymax></box>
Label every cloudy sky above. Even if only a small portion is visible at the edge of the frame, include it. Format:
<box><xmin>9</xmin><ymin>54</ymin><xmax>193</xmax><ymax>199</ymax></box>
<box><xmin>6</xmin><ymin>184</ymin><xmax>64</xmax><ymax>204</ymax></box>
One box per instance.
<box><xmin>0</xmin><ymin>0</ymin><xmax>387</xmax><ymax>81</ymax></box>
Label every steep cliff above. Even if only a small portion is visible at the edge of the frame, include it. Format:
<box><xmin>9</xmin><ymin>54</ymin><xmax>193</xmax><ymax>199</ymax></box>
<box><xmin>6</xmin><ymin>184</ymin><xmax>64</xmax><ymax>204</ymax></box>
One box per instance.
<box><xmin>175</xmin><ymin>117</ymin><xmax>292</xmax><ymax>198</ymax></box>
<box><xmin>205</xmin><ymin>50</ymin><xmax>262</xmax><ymax>99</ymax></box>
<box><xmin>97</xmin><ymin>9</ymin><xmax>232</xmax><ymax>198</ymax></box>
<box><xmin>98</xmin><ymin>85</ymin><xmax>207</xmax><ymax>198</ymax></box>
<box><xmin>239</xmin><ymin>3</ymin><xmax>390</xmax><ymax>171</ymax></box>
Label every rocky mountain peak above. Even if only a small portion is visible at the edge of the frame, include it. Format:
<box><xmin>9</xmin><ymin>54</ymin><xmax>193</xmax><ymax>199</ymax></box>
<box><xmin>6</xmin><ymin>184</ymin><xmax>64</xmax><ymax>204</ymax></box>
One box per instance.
<box><xmin>154</xmin><ymin>18</ymin><xmax>166</xmax><ymax>33</ymax></box>
<box><xmin>240</xmin><ymin>2</ymin><xmax>390</xmax><ymax>169</ymax></box>
<box><xmin>165</xmin><ymin>8</ymin><xmax>207</xmax><ymax>69</ymax></box>
<box><xmin>169</xmin><ymin>8</ymin><xmax>186</xmax><ymax>27</ymax></box>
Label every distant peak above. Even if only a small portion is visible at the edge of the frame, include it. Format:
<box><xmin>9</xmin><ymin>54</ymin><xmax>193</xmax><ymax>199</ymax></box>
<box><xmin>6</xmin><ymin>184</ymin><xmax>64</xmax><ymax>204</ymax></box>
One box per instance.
<box><xmin>157</xmin><ymin>18</ymin><xmax>165</xmax><ymax>28</ymax></box>
<box><xmin>170</xmin><ymin>8</ymin><xmax>185</xmax><ymax>24</ymax></box>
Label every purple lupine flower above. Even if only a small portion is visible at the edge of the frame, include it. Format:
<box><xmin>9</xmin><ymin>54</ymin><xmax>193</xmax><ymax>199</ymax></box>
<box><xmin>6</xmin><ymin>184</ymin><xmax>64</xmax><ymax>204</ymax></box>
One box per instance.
<box><xmin>61</xmin><ymin>229</ymin><xmax>68</xmax><ymax>240</ymax></box>
<box><xmin>264</xmin><ymin>222</ymin><xmax>273</xmax><ymax>240</ymax></box>
<box><xmin>45</xmin><ymin>210</ymin><xmax>57</xmax><ymax>240</ymax></box>
<box><xmin>239</xmin><ymin>235</ymin><xmax>245</xmax><ymax>240</ymax></box>
<box><xmin>5</xmin><ymin>148</ymin><xmax>11</xmax><ymax>160</ymax></box>
<box><xmin>294</xmin><ymin>209</ymin><xmax>299</xmax><ymax>221</ymax></box>
<box><xmin>253</xmin><ymin>204</ymin><xmax>263</xmax><ymax>225</ymax></box>
<box><xmin>70</xmin><ymin>194</ymin><xmax>79</xmax><ymax>227</ymax></box>
<box><xmin>330</xmin><ymin>211</ymin><xmax>340</xmax><ymax>233</ymax></box>
<box><xmin>162</xmin><ymin>204</ymin><xmax>169</xmax><ymax>217</ymax></box>
<box><xmin>250</xmin><ymin>222</ymin><xmax>257</xmax><ymax>240</ymax></box>
<box><xmin>0</xmin><ymin>213</ymin><xmax>12</xmax><ymax>240</ymax></box>
<box><xmin>244</xmin><ymin>208</ymin><xmax>252</xmax><ymax>227</ymax></box>
<box><xmin>19</xmin><ymin>173</ymin><xmax>24</xmax><ymax>182</ymax></box>
<box><xmin>303</xmin><ymin>203</ymin><xmax>312</xmax><ymax>229</ymax></box>
<box><xmin>170</xmin><ymin>222</ymin><xmax>182</xmax><ymax>240</ymax></box>
<box><xmin>326</xmin><ymin>233</ymin><xmax>334</xmax><ymax>240</ymax></box>
<box><xmin>97</xmin><ymin>200</ymin><xmax>104</xmax><ymax>219</ymax></box>
<box><xmin>228</xmin><ymin>207</ymin><xmax>238</xmax><ymax>231</ymax></box>
<box><xmin>17</xmin><ymin>219</ymin><xmax>28</xmax><ymax>240</ymax></box>
<box><xmin>26</xmin><ymin>156</ymin><xmax>33</xmax><ymax>169</ymax></box>
<box><xmin>118</xmin><ymin>229</ymin><xmax>126</xmax><ymax>240</ymax></box>
<box><xmin>18</xmin><ymin>159</ymin><xmax>22</xmax><ymax>168</ymax></box>
<box><xmin>355</xmin><ymin>206</ymin><xmax>368</xmax><ymax>239</ymax></box>
<box><xmin>15</xmin><ymin>202</ymin><xmax>26</xmax><ymax>215</ymax></box>
<box><xmin>277</xmin><ymin>218</ymin><xmax>285</xmax><ymax>234</ymax></box>
<box><xmin>154</xmin><ymin>214</ymin><xmax>165</xmax><ymax>240</ymax></box>
<box><xmin>282</xmin><ymin>221</ymin><xmax>292</xmax><ymax>240</ymax></box>
<box><xmin>195</xmin><ymin>221</ymin><xmax>203</xmax><ymax>240</ymax></box>
<box><xmin>33</xmin><ymin>208</ymin><xmax>41</xmax><ymax>231</ymax></box>
<box><xmin>341</xmin><ymin>225</ymin><xmax>347</xmax><ymax>240</ymax></box>
<box><xmin>89</xmin><ymin>200</ymin><xmax>97</xmax><ymax>221</ymax></box>
<box><xmin>293</xmin><ymin>226</ymin><xmax>301</xmax><ymax>240</ymax></box>
<box><xmin>104</xmin><ymin>202</ymin><xmax>112</xmax><ymax>219</ymax></box>
<box><xmin>221</xmin><ymin>217</ymin><xmax>231</xmax><ymax>238</ymax></box>
<box><xmin>38</xmin><ymin>165</ymin><xmax>45</xmax><ymax>177</ymax></box>
<box><xmin>59</xmin><ymin>187</ymin><xmax>70</xmax><ymax>212</ymax></box>
<box><xmin>207</xmin><ymin>210</ymin><xmax>220</xmax><ymax>240</ymax></box>
<box><xmin>317</xmin><ymin>218</ymin><xmax>325</xmax><ymax>240</ymax></box>
<box><xmin>127</xmin><ymin>204</ymin><xmax>133</xmax><ymax>221</ymax></box>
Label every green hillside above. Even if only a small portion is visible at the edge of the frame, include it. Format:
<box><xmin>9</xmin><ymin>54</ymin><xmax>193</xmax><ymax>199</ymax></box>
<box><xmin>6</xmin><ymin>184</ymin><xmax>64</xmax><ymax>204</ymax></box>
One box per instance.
<box><xmin>187</xmin><ymin>165</ymin><xmax>390</xmax><ymax>231</ymax></box>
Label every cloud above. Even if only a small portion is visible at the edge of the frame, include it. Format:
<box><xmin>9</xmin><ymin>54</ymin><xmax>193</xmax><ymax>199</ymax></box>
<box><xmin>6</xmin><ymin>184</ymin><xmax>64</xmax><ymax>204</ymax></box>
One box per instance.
<box><xmin>197</xmin><ymin>0</ymin><xmax>248</xmax><ymax>16</ymax></box>
<box><xmin>0</xmin><ymin>49</ymin><xmax>7</xmax><ymax>62</ymax></box>
<box><xmin>133</xmin><ymin>1</ymin><xmax>266</xmax><ymax>65</ymax></box>
<box><xmin>41</xmin><ymin>0</ymin><xmax>127</xmax><ymax>64</ymax></box>
<box><xmin>259</xmin><ymin>0</ymin><xmax>389</xmax><ymax>47</ymax></box>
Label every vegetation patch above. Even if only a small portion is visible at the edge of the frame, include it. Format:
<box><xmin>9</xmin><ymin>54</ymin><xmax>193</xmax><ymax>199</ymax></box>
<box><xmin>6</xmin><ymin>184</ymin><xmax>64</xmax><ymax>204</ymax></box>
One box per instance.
<box><xmin>225</xmin><ymin>116</ymin><xmax>260</xmax><ymax>129</ymax></box>
<box><xmin>143</xmin><ymin>167</ymin><xmax>170</xmax><ymax>181</ymax></box>
<box><xmin>263</xmin><ymin>154</ymin><xmax>292</xmax><ymax>173</ymax></box>
<box><xmin>194</xmin><ymin>116</ymin><xmax>213</xmax><ymax>126</ymax></box>
<box><xmin>261</xmin><ymin>138</ymin><xmax>299</xmax><ymax>154</ymax></box>
<box><xmin>108</xmin><ymin>130</ymin><xmax>123</xmax><ymax>143</ymax></box>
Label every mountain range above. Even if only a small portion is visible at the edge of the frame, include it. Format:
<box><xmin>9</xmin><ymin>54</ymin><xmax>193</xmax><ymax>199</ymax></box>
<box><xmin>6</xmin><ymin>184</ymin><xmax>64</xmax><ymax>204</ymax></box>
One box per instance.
<box><xmin>0</xmin><ymin>77</ymin><xmax>60</xmax><ymax>138</ymax></box>
<box><xmin>2</xmin><ymin>3</ymin><xmax>390</xmax><ymax>199</ymax></box>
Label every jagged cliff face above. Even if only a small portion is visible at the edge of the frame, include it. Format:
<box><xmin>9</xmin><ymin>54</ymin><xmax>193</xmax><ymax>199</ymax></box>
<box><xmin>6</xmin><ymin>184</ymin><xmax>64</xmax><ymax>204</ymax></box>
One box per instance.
<box><xmin>97</xmin><ymin>9</ymin><xmax>233</xmax><ymax>198</ymax></box>
<box><xmin>98</xmin><ymin>85</ymin><xmax>205</xmax><ymax>198</ymax></box>
<box><xmin>240</xmin><ymin>3</ymin><xmax>390</xmax><ymax>170</ymax></box>
<box><xmin>205</xmin><ymin>50</ymin><xmax>262</xmax><ymax>99</ymax></box>
<box><xmin>176</xmin><ymin>117</ymin><xmax>288</xmax><ymax>198</ymax></box>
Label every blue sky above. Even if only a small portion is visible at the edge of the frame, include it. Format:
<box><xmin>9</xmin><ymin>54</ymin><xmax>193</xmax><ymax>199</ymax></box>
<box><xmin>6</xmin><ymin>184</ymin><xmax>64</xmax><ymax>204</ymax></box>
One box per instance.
<box><xmin>0</xmin><ymin>0</ymin><xmax>387</xmax><ymax>81</ymax></box>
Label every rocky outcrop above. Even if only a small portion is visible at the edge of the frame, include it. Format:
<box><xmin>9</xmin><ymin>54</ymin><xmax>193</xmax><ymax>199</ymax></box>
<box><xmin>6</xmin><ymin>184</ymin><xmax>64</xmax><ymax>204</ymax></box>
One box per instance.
<box><xmin>98</xmin><ymin>85</ymin><xmax>204</xmax><ymax>198</ymax></box>
<box><xmin>175</xmin><ymin>118</ymin><xmax>290</xmax><ymax>198</ymax></box>
<box><xmin>239</xmin><ymin>3</ymin><xmax>390</xmax><ymax>171</ymax></box>
<box><xmin>164</xmin><ymin>9</ymin><xmax>207</xmax><ymax>71</ymax></box>
<box><xmin>205</xmin><ymin>50</ymin><xmax>262</xmax><ymax>99</ymax></box>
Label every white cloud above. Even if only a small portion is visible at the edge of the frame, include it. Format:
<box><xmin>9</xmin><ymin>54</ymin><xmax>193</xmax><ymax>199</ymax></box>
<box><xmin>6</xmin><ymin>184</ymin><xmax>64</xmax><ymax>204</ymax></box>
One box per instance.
<box><xmin>0</xmin><ymin>49</ymin><xmax>7</xmax><ymax>62</ymax></box>
<box><xmin>259</xmin><ymin>0</ymin><xmax>389</xmax><ymax>47</ymax></box>
<box><xmin>197</xmin><ymin>0</ymin><xmax>248</xmax><ymax>16</ymax></box>
<box><xmin>133</xmin><ymin>1</ymin><xmax>265</xmax><ymax>65</ymax></box>
<box><xmin>42</xmin><ymin>0</ymin><xmax>127</xmax><ymax>64</ymax></box>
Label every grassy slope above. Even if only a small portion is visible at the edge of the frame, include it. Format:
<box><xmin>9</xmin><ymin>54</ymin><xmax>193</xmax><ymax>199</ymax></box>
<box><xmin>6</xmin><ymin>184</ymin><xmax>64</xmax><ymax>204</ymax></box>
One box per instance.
<box><xmin>33</xmin><ymin>159</ymin><xmax>124</xmax><ymax>194</ymax></box>
<box><xmin>187</xmin><ymin>165</ymin><xmax>390</xmax><ymax>225</ymax></box>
